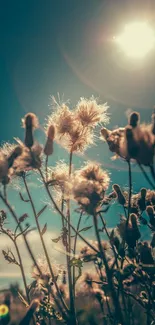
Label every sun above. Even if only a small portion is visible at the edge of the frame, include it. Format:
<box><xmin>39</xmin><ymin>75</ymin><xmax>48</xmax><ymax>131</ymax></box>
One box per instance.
<box><xmin>115</xmin><ymin>22</ymin><xmax>155</xmax><ymax>58</ymax></box>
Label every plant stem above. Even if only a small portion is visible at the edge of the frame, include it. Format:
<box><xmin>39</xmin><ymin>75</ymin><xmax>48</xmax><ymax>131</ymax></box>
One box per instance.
<box><xmin>0</xmin><ymin>192</ymin><xmax>42</xmax><ymax>277</ymax></box>
<box><xmin>93</xmin><ymin>213</ymin><xmax>125</xmax><ymax>325</ymax></box>
<box><xmin>38</xmin><ymin>168</ymin><xmax>99</xmax><ymax>253</ymax></box>
<box><xmin>73</xmin><ymin>212</ymin><xmax>82</xmax><ymax>294</ymax></box>
<box><xmin>138</xmin><ymin>164</ymin><xmax>155</xmax><ymax>189</ymax></box>
<box><xmin>14</xmin><ymin>239</ymin><xmax>30</xmax><ymax>303</ymax></box>
<box><xmin>127</xmin><ymin>160</ymin><xmax>132</xmax><ymax>226</ymax></box>
<box><xmin>22</xmin><ymin>176</ymin><xmax>69</xmax><ymax>319</ymax></box>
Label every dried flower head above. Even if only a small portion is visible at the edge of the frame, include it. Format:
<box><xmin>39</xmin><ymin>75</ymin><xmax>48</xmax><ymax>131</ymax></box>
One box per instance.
<box><xmin>47</xmin><ymin>162</ymin><xmax>72</xmax><ymax>197</ymax></box>
<box><xmin>75</xmin><ymin>97</ymin><xmax>109</xmax><ymax>128</ymax></box>
<box><xmin>72</xmin><ymin>162</ymin><xmax>109</xmax><ymax>214</ymax></box>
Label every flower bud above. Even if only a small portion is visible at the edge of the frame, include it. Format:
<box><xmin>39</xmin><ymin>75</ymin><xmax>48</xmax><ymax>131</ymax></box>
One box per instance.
<box><xmin>100</xmin><ymin>127</ymin><xmax>111</xmax><ymax>140</ymax></box>
<box><xmin>113</xmin><ymin>184</ymin><xmax>126</xmax><ymax>205</ymax></box>
<box><xmin>129</xmin><ymin>112</ymin><xmax>140</xmax><ymax>128</ymax></box>
<box><xmin>7</xmin><ymin>146</ymin><xmax>23</xmax><ymax>168</ymax></box>
<box><xmin>23</xmin><ymin>113</ymin><xmax>39</xmax><ymax>148</ymax></box>
<box><xmin>44</xmin><ymin>125</ymin><xmax>55</xmax><ymax>156</ymax></box>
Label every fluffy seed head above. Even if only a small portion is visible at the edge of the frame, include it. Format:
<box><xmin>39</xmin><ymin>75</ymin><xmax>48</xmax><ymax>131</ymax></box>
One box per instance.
<box><xmin>75</xmin><ymin>97</ymin><xmax>109</xmax><ymax>128</ymax></box>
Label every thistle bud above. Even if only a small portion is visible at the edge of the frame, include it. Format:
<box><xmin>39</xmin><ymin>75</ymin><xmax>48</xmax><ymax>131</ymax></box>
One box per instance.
<box><xmin>129</xmin><ymin>112</ymin><xmax>140</xmax><ymax>128</ymax></box>
<box><xmin>138</xmin><ymin>188</ymin><xmax>146</xmax><ymax>211</ymax></box>
<box><xmin>130</xmin><ymin>213</ymin><xmax>138</xmax><ymax>228</ymax></box>
<box><xmin>146</xmin><ymin>206</ymin><xmax>155</xmax><ymax>227</ymax></box>
<box><xmin>141</xmin><ymin>188</ymin><xmax>146</xmax><ymax>198</ymax></box>
<box><xmin>44</xmin><ymin>125</ymin><xmax>55</xmax><ymax>156</ymax></box>
<box><xmin>100</xmin><ymin>127</ymin><xmax>111</xmax><ymax>140</ymax></box>
<box><xmin>113</xmin><ymin>184</ymin><xmax>126</xmax><ymax>205</ymax></box>
<box><xmin>7</xmin><ymin>146</ymin><xmax>23</xmax><ymax>168</ymax></box>
<box><xmin>22</xmin><ymin>113</ymin><xmax>39</xmax><ymax>148</ymax></box>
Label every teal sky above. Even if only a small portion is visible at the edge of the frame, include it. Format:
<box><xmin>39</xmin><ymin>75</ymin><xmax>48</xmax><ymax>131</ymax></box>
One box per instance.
<box><xmin>0</xmin><ymin>0</ymin><xmax>155</xmax><ymax>288</ymax></box>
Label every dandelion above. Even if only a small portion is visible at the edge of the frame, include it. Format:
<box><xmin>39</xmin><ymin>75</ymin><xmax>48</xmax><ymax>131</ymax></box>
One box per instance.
<box><xmin>75</xmin><ymin>97</ymin><xmax>109</xmax><ymax>128</ymax></box>
<box><xmin>22</xmin><ymin>113</ymin><xmax>39</xmax><ymax>148</ymax></box>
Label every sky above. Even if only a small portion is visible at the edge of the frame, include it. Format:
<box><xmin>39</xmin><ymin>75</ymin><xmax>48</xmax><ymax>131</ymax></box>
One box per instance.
<box><xmin>0</xmin><ymin>0</ymin><xmax>155</xmax><ymax>288</ymax></box>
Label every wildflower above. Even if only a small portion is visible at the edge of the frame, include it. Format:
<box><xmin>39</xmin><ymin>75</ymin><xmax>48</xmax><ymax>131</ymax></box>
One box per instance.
<box><xmin>146</xmin><ymin>206</ymin><xmax>155</xmax><ymax>228</ymax></box>
<box><xmin>117</xmin><ymin>214</ymin><xmax>141</xmax><ymax>248</ymax></box>
<box><xmin>75</xmin><ymin>97</ymin><xmax>109</xmax><ymax>128</ymax></box>
<box><xmin>72</xmin><ymin>163</ymin><xmax>109</xmax><ymax>214</ymax></box>
<box><xmin>22</xmin><ymin>113</ymin><xmax>39</xmax><ymax>148</ymax></box>
<box><xmin>100</xmin><ymin>127</ymin><xmax>126</xmax><ymax>159</ymax></box>
<box><xmin>44</xmin><ymin>124</ymin><xmax>55</xmax><ymax>156</ymax></box>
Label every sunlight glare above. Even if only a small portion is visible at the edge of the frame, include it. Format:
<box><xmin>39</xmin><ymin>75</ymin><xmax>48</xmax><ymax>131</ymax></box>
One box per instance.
<box><xmin>115</xmin><ymin>22</ymin><xmax>155</xmax><ymax>58</ymax></box>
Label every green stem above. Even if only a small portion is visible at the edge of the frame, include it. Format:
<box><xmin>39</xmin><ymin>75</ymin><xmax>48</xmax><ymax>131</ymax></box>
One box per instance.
<box><xmin>73</xmin><ymin>212</ymin><xmax>82</xmax><ymax>294</ymax></box>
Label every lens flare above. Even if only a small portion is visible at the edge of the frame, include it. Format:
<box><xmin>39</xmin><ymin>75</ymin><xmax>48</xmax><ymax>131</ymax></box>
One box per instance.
<box><xmin>115</xmin><ymin>22</ymin><xmax>155</xmax><ymax>58</ymax></box>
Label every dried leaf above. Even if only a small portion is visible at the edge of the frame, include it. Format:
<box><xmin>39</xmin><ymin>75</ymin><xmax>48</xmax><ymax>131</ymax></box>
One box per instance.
<box><xmin>19</xmin><ymin>192</ymin><xmax>30</xmax><ymax>202</ymax></box>
<box><xmin>79</xmin><ymin>226</ymin><xmax>93</xmax><ymax>233</ymax></box>
<box><xmin>52</xmin><ymin>236</ymin><xmax>61</xmax><ymax>243</ymax></box>
<box><xmin>41</xmin><ymin>223</ymin><xmax>47</xmax><ymax>235</ymax></box>
<box><xmin>2</xmin><ymin>249</ymin><xmax>20</xmax><ymax>266</ymax></box>
<box><xmin>37</xmin><ymin>205</ymin><xmax>48</xmax><ymax>218</ymax></box>
<box><xmin>19</xmin><ymin>213</ymin><xmax>28</xmax><ymax>223</ymax></box>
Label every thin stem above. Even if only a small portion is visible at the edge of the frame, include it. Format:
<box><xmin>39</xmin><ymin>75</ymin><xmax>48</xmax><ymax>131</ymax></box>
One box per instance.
<box><xmin>14</xmin><ymin>239</ymin><xmax>30</xmax><ymax>304</ymax></box>
<box><xmin>38</xmin><ymin>168</ymin><xmax>99</xmax><ymax>253</ymax></box>
<box><xmin>73</xmin><ymin>212</ymin><xmax>83</xmax><ymax>293</ymax></box>
<box><xmin>3</xmin><ymin>184</ymin><xmax>7</xmax><ymax>200</ymax></box>
<box><xmin>22</xmin><ymin>176</ymin><xmax>69</xmax><ymax>319</ymax></box>
<box><xmin>138</xmin><ymin>163</ymin><xmax>155</xmax><ymax>189</ymax></box>
<box><xmin>45</xmin><ymin>155</ymin><xmax>48</xmax><ymax>182</ymax></box>
<box><xmin>93</xmin><ymin>213</ymin><xmax>125</xmax><ymax>325</ymax></box>
<box><xmin>1</xmin><ymin>228</ymin><xmax>29</xmax><ymax>304</ymax></box>
<box><xmin>127</xmin><ymin>160</ymin><xmax>132</xmax><ymax>226</ymax></box>
<box><xmin>0</xmin><ymin>191</ymin><xmax>42</xmax><ymax>276</ymax></box>
<box><xmin>66</xmin><ymin>149</ymin><xmax>77</xmax><ymax>325</ymax></box>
